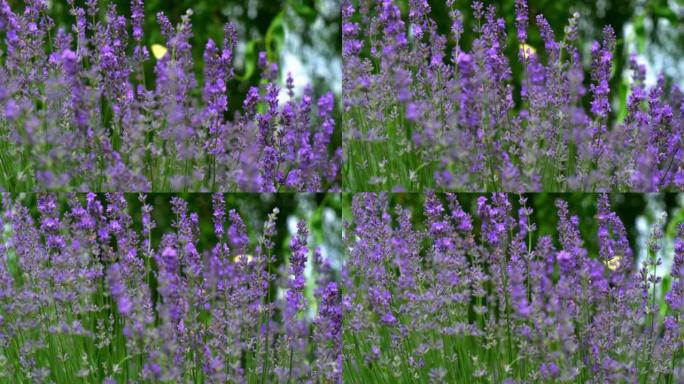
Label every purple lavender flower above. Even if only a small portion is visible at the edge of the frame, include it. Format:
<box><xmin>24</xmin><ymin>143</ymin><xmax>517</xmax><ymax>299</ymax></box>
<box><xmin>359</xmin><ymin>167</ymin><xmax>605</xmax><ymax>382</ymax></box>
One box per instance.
<box><xmin>131</xmin><ymin>0</ymin><xmax>144</xmax><ymax>42</ymax></box>
<box><xmin>285</xmin><ymin>220</ymin><xmax>308</xmax><ymax>334</ymax></box>
<box><xmin>514</xmin><ymin>0</ymin><xmax>528</xmax><ymax>43</ymax></box>
<box><xmin>314</xmin><ymin>281</ymin><xmax>343</xmax><ymax>383</ymax></box>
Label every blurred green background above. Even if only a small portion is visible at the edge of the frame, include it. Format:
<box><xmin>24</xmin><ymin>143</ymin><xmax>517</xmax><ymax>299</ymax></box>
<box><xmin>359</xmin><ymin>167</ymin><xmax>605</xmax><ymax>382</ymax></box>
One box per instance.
<box><xmin>392</xmin><ymin>0</ymin><xmax>684</xmax><ymax>123</ymax></box>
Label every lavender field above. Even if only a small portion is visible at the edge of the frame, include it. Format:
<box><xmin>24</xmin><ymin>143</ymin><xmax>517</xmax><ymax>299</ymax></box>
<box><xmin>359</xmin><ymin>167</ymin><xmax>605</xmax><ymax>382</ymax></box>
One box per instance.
<box><xmin>0</xmin><ymin>0</ymin><xmax>340</xmax><ymax>191</ymax></box>
<box><xmin>343</xmin><ymin>0</ymin><xmax>683</xmax><ymax>192</ymax></box>
<box><xmin>343</xmin><ymin>193</ymin><xmax>684</xmax><ymax>383</ymax></box>
<box><xmin>0</xmin><ymin>193</ymin><xmax>342</xmax><ymax>382</ymax></box>
<box><xmin>4</xmin><ymin>0</ymin><xmax>684</xmax><ymax>382</ymax></box>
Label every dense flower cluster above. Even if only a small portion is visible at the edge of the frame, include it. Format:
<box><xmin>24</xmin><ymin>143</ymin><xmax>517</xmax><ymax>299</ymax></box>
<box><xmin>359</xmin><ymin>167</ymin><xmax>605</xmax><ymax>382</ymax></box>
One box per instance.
<box><xmin>0</xmin><ymin>193</ymin><xmax>341</xmax><ymax>382</ymax></box>
<box><xmin>344</xmin><ymin>193</ymin><xmax>684</xmax><ymax>383</ymax></box>
<box><xmin>0</xmin><ymin>0</ymin><xmax>340</xmax><ymax>192</ymax></box>
<box><xmin>343</xmin><ymin>0</ymin><xmax>684</xmax><ymax>192</ymax></box>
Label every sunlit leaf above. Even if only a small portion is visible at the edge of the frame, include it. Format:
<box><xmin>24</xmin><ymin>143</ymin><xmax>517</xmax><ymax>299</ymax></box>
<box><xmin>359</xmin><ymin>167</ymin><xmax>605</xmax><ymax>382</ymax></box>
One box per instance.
<box><xmin>266</xmin><ymin>11</ymin><xmax>285</xmax><ymax>62</ymax></box>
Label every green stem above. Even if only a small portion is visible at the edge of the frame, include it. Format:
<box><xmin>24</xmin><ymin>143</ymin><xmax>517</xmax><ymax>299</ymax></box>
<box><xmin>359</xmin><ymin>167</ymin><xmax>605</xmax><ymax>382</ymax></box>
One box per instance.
<box><xmin>260</xmin><ymin>248</ymin><xmax>272</xmax><ymax>384</ymax></box>
<box><xmin>286</xmin><ymin>348</ymin><xmax>293</xmax><ymax>384</ymax></box>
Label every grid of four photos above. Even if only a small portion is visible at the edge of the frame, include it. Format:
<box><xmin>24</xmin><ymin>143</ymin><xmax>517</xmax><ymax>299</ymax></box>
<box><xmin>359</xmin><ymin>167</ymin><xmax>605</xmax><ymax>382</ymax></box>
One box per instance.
<box><xmin>0</xmin><ymin>0</ymin><xmax>683</xmax><ymax>383</ymax></box>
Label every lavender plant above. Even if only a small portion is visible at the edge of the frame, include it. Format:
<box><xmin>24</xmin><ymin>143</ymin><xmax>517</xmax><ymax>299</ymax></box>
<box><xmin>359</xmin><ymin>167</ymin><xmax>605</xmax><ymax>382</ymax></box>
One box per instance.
<box><xmin>344</xmin><ymin>192</ymin><xmax>684</xmax><ymax>383</ymax></box>
<box><xmin>0</xmin><ymin>193</ymin><xmax>342</xmax><ymax>383</ymax></box>
<box><xmin>343</xmin><ymin>0</ymin><xmax>684</xmax><ymax>192</ymax></box>
<box><xmin>0</xmin><ymin>0</ymin><xmax>341</xmax><ymax>192</ymax></box>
